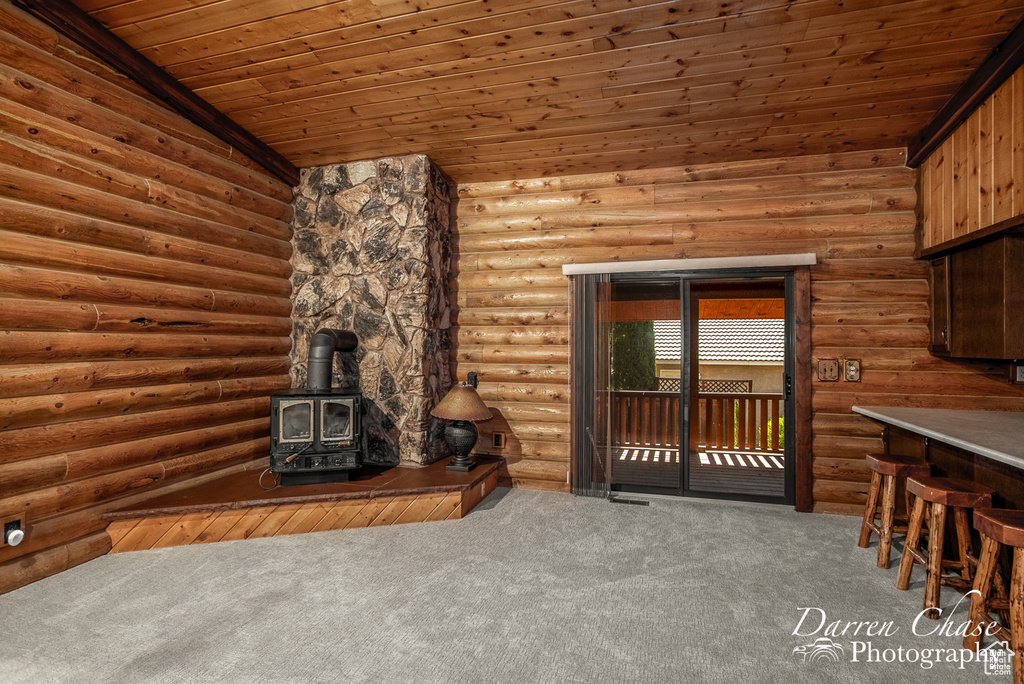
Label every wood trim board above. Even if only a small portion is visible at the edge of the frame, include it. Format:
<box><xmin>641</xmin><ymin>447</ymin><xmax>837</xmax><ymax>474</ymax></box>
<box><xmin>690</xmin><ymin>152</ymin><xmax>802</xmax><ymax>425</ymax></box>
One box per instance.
<box><xmin>908</xmin><ymin>16</ymin><xmax>1024</xmax><ymax>168</ymax></box>
<box><xmin>11</xmin><ymin>0</ymin><xmax>300</xmax><ymax>186</ymax></box>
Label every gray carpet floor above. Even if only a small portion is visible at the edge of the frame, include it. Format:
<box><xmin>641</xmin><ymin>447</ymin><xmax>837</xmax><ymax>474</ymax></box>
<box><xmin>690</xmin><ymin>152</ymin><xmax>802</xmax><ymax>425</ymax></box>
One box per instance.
<box><xmin>0</xmin><ymin>488</ymin><xmax>1012</xmax><ymax>683</ymax></box>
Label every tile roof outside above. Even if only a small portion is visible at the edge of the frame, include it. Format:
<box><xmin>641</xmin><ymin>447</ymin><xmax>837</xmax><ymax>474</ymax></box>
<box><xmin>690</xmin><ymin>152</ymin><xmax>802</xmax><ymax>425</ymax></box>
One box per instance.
<box><xmin>653</xmin><ymin>319</ymin><xmax>784</xmax><ymax>362</ymax></box>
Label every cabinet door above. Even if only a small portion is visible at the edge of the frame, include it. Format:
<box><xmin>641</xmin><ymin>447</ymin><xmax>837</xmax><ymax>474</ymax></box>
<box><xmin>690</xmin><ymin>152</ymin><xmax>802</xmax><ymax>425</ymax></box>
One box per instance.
<box><xmin>928</xmin><ymin>256</ymin><xmax>951</xmax><ymax>354</ymax></box>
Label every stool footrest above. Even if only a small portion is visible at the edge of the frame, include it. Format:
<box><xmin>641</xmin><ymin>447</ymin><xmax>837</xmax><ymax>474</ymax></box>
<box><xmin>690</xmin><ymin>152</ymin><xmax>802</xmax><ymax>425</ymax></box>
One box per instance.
<box><xmin>941</xmin><ymin>576</ymin><xmax>971</xmax><ymax>592</ymax></box>
<box><xmin>905</xmin><ymin>546</ymin><xmax>927</xmax><ymax>567</ymax></box>
<box><xmin>987</xmin><ymin>597</ymin><xmax>1010</xmax><ymax>611</ymax></box>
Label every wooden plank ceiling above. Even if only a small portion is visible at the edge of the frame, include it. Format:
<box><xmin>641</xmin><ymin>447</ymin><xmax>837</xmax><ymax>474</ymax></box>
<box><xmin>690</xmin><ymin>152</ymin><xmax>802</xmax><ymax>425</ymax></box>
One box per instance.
<box><xmin>70</xmin><ymin>0</ymin><xmax>1024</xmax><ymax>182</ymax></box>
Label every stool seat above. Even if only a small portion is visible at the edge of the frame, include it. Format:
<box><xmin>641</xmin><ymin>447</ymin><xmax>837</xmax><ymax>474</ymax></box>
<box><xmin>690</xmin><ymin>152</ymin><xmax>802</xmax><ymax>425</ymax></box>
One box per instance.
<box><xmin>974</xmin><ymin>508</ymin><xmax>1024</xmax><ymax>549</ymax></box>
<box><xmin>906</xmin><ymin>476</ymin><xmax>994</xmax><ymax>508</ymax></box>
<box><xmin>865</xmin><ymin>453</ymin><xmax>930</xmax><ymax>478</ymax></box>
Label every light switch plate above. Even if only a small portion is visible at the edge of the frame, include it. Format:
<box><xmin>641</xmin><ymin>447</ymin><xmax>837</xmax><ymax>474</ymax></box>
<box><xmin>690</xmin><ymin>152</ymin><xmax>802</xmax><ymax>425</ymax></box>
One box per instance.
<box><xmin>844</xmin><ymin>359</ymin><xmax>861</xmax><ymax>382</ymax></box>
<box><xmin>817</xmin><ymin>359</ymin><xmax>839</xmax><ymax>382</ymax></box>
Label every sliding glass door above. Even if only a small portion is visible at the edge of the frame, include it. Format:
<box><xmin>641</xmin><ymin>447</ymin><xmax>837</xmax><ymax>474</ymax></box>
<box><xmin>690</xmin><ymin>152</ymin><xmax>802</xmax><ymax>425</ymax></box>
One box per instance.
<box><xmin>606</xmin><ymin>279</ymin><xmax>682</xmax><ymax>491</ymax></box>
<box><xmin>684</xmin><ymin>279</ymin><xmax>791</xmax><ymax>502</ymax></box>
<box><xmin>571</xmin><ymin>269</ymin><xmax>795</xmax><ymax>505</ymax></box>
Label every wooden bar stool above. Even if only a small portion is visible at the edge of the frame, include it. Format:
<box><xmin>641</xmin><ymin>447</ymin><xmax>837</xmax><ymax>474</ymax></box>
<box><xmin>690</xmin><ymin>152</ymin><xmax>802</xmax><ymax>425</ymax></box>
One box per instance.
<box><xmin>896</xmin><ymin>476</ymin><xmax>995</xmax><ymax>619</ymax></box>
<box><xmin>963</xmin><ymin>509</ymin><xmax>1019</xmax><ymax>670</ymax></box>
<box><xmin>858</xmin><ymin>453</ymin><xmax>931</xmax><ymax>569</ymax></box>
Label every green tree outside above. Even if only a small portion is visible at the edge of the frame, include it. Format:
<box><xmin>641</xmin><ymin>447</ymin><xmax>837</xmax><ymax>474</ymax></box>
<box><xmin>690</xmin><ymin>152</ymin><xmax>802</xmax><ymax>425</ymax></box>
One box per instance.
<box><xmin>610</xmin><ymin>321</ymin><xmax>658</xmax><ymax>391</ymax></box>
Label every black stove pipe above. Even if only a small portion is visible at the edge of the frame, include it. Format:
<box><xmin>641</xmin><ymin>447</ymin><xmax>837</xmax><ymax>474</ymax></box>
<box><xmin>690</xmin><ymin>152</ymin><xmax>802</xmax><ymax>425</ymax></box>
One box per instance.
<box><xmin>306</xmin><ymin>328</ymin><xmax>358</xmax><ymax>392</ymax></box>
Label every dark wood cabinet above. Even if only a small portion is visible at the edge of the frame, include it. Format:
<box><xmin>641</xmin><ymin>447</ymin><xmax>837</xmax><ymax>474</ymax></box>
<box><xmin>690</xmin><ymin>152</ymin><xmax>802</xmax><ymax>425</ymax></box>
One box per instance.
<box><xmin>927</xmin><ymin>256</ymin><xmax>950</xmax><ymax>354</ymax></box>
<box><xmin>923</xmin><ymin>227</ymin><xmax>1024</xmax><ymax>360</ymax></box>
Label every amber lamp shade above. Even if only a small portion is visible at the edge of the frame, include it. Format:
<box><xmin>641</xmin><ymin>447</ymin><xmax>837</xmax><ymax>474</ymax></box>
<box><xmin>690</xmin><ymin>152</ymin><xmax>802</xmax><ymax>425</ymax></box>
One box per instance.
<box><xmin>431</xmin><ymin>383</ymin><xmax>492</xmax><ymax>471</ymax></box>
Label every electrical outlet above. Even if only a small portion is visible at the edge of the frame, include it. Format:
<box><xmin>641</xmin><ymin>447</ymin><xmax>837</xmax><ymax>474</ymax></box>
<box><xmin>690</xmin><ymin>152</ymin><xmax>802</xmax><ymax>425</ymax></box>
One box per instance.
<box><xmin>817</xmin><ymin>358</ymin><xmax>839</xmax><ymax>382</ymax></box>
<box><xmin>3</xmin><ymin>519</ymin><xmax>24</xmax><ymax>547</ymax></box>
<box><xmin>492</xmin><ymin>432</ymin><xmax>506</xmax><ymax>449</ymax></box>
<box><xmin>1012</xmin><ymin>363</ymin><xmax>1024</xmax><ymax>384</ymax></box>
<box><xmin>844</xmin><ymin>359</ymin><xmax>861</xmax><ymax>382</ymax></box>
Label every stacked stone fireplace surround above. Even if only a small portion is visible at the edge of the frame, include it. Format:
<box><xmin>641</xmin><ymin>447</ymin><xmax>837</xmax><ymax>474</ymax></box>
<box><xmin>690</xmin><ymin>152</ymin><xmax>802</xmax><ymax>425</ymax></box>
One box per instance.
<box><xmin>289</xmin><ymin>155</ymin><xmax>454</xmax><ymax>466</ymax></box>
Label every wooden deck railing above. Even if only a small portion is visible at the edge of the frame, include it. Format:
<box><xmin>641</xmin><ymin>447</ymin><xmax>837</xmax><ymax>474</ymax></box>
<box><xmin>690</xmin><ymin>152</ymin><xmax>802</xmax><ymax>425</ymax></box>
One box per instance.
<box><xmin>611</xmin><ymin>391</ymin><xmax>784</xmax><ymax>453</ymax></box>
<box><xmin>611</xmin><ymin>391</ymin><xmax>682</xmax><ymax>448</ymax></box>
<box><xmin>698</xmin><ymin>392</ymin><xmax>784</xmax><ymax>453</ymax></box>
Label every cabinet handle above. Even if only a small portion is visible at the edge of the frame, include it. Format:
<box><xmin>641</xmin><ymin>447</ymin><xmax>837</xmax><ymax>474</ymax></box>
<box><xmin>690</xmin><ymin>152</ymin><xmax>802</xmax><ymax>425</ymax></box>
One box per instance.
<box><xmin>941</xmin><ymin>325</ymin><xmax>947</xmax><ymax>344</ymax></box>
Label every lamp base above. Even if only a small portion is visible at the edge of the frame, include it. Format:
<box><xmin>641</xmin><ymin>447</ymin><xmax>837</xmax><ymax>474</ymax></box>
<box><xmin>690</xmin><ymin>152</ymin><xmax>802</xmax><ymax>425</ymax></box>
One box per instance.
<box><xmin>444</xmin><ymin>420</ymin><xmax>478</xmax><ymax>471</ymax></box>
<box><xmin>445</xmin><ymin>458</ymin><xmax>477</xmax><ymax>472</ymax></box>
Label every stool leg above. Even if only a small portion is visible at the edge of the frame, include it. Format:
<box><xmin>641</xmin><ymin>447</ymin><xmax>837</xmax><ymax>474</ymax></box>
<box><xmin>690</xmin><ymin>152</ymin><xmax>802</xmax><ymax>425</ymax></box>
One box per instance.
<box><xmin>924</xmin><ymin>501</ymin><xmax>947</xmax><ymax>619</ymax></box>
<box><xmin>1011</xmin><ymin>549</ymin><xmax>1024</xmax><ymax>684</ymax></box>
<box><xmin>953</xmin><ymin>507</ymin><xmax>974</xmax><ymax>583</ymax></box>
<box><xmin>859</xmin><ymin>471</ymin><xmax>881</xmax><ymax>548</ymax></box>
<box><xmin>964</xmin><ymin>534</ymin><xmax>999</xmax><ymax>651</ymax></box>
<box><xmin>993</xmin><ymin>548</ymin><xmax>1012</xmax><ymax>626</ymax></box>
<box><xmin>897</xmin><ymin>495</ymin><xmax>926</xmax><ymax>590</ymax></box>
<box><xmin>878</xmin><ymin>474</ymin><xmax>896</xmax><ymax>569</ymax></box>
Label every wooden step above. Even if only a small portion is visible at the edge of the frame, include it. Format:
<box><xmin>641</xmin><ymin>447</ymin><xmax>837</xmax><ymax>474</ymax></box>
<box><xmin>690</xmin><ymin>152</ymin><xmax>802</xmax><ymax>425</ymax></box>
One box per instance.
<box><xmin>103</xmin><ymin>457</ymin><xmax>502</xmax><ymax>553</ymax></box>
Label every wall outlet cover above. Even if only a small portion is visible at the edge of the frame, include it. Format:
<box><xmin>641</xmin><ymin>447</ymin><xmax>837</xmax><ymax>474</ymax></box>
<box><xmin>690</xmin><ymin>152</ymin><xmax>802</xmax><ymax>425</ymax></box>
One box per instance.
<box><xmin>1011</xmin><ymin>363</ymin><xmax>1024</xmax><ymax>384</ymax></box>
<box><xmin>844</xmin><ymin>359</ymin><xmax>862</xmax><ymax>382</ymax></box>
<box><xmin>817</xmin><ymin>358</ymin><xmax>840</xmax><ymax>382</ymax></box>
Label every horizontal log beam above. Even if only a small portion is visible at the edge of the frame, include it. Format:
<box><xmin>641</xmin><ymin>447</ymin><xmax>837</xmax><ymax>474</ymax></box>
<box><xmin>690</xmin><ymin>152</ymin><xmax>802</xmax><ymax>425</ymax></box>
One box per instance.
<box><xmin>0</xmin><ymin>298</ymin><xmax>292</xmax><ymax>338</ymax></box>
<box><xmin>0</xmin><ymin>263</ymin><xmax>292</xmax><ymax>316</ymax></box>
<box><xmin>0</xmin><ymin>357</ymin><xmax>287</xmax><ymax>400</ymax></box>
<box><xmin>0</xmin><ymin>331</ymin><xmax>291</xmax><ymax>364</ymax></box>
<box><xmin>0</xmin><ymin>229</ymin><xmax>291</xmax><ymax>298</ymax></box>
<box><xmin>456</xmin><ymin>149</ymin><xmax>911</xmax><ymax>198</ymax></box>
<box><xmin>0</xmin><ymin>197</ymin><xmax>291</xmax><ymax>279</ymax></box>
<box><xmin>454</xmin><ymin>362</ymin><xmax>569</xmax><ymax>385</ymax></box>
<box><xmin>0</xmin><ymin>397</ymin><xmax>270</xmax><ymax>461</ymax></box>
<box><xmin>0</xmin><ymin>164</ymin><xmax>292</xmax><ymax>259</ymax></box>
<box><xmin>0</xmin><ymin>418</ymin><xmax>270</xmax><ymax>497</ymax></box>
<box><xmin>454</xmin><ymin>345</ymin><xmax>569</xmax><ymax>365</ymax></box>
<box><xmin>0</xmin><ymin>375</ymin><xmax>286</xmax><ymax>430</ymax></box>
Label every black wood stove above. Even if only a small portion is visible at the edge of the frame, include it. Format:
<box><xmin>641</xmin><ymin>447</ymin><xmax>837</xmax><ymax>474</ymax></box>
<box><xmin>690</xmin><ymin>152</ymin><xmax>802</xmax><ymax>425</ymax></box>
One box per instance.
<box><xmin>270</xmin><ymin>329</ymin><xmax>362</xmax><ymax>486</ymax></box>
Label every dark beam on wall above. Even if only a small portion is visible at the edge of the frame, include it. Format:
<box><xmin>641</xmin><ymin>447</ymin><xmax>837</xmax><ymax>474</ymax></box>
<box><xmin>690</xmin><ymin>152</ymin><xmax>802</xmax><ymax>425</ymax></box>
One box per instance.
<box><xmin>907</xmin><ymin>16</ymin><xmax>1024</xmax><ymax>168</ymax></box>
<box><xmin>12</xmin><ymin>0</ymin><xmax>301</xmax><ymax>187</ymax></box>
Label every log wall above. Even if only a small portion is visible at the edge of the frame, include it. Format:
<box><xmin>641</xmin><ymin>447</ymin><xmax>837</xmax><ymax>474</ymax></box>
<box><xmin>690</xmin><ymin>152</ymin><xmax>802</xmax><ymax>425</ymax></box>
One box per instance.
<box><xmin>919</xmin><ymin>65</ymin><xmax>1024</xmax><ymax>250</ymax></box>
<box><xmin>0</xmin><ymin>4</ymin><xmax>293</xmax><ymax>593</ymax></box>
<box><xmin>452</xmin><ymin>147</ymin><xmax>996</xmax><ymax>512</ymax></box>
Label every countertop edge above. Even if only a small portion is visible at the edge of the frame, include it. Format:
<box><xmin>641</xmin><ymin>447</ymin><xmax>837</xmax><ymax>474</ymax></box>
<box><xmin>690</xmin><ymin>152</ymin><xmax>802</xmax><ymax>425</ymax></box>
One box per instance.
<box><xmin>852</xmin><ymin>405</ymin><xmax>1024</xmax><ymax>471</ymax></box>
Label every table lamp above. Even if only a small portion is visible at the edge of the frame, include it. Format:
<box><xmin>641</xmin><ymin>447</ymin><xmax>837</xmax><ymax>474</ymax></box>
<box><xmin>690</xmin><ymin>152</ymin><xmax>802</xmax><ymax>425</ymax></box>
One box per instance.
<box><xmin>431</xmin><ymin>380</ymin><xmax>492</xmax><ymax>471</ymax></box>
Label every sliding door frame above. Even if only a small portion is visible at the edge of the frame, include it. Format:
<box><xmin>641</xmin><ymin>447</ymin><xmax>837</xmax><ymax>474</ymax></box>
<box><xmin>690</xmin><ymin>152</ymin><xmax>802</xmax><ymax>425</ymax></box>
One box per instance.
<box><xmin>569</xmin><ymin>266</ymin><xmax>812</xmax><ymax>510</ymax></box>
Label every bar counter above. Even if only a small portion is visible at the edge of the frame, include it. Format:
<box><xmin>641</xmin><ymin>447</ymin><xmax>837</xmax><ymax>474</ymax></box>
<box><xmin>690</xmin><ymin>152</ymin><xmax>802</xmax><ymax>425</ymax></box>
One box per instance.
<box><xmin>853</xmin><ymin>406</ymin><xmax>1024</xmax><ymax>508</ymax></box>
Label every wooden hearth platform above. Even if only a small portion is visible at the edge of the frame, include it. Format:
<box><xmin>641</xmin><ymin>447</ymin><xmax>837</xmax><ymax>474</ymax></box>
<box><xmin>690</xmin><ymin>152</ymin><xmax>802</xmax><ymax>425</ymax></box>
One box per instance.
<box><xmin>103</xmin><ymin>457</ymin><xmax>502</xmax><ymax>554</ymax></box>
